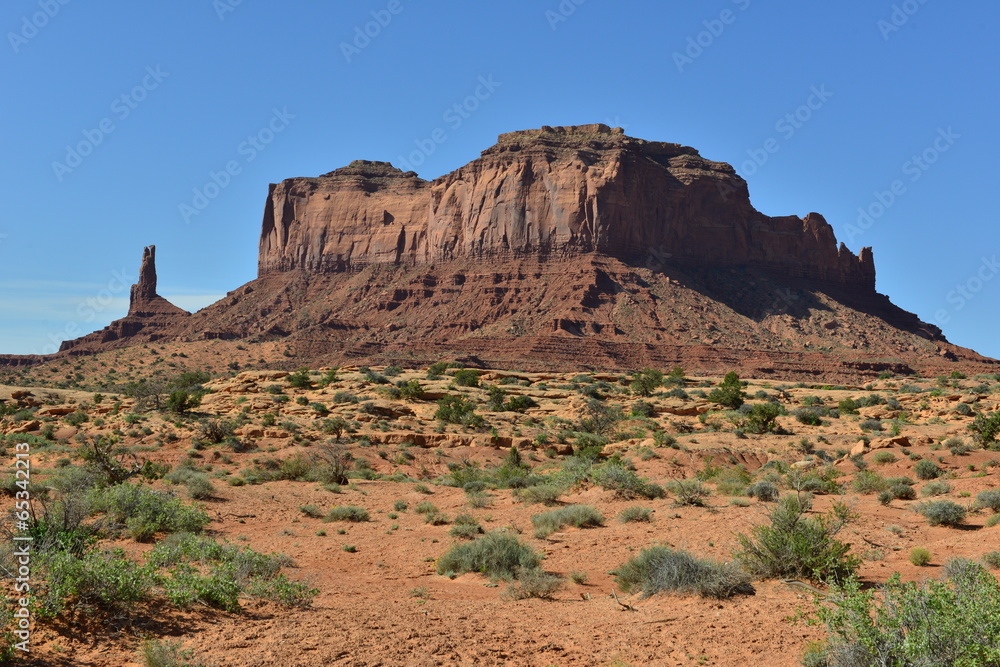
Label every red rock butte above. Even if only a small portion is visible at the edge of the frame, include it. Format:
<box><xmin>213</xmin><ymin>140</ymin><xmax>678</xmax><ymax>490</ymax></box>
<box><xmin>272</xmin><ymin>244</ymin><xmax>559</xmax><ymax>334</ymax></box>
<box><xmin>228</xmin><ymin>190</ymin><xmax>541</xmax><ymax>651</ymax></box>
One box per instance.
<box><xmin>2</xmin><ymin>124</ymin><xmax>996</xmax><ymax>379</ymax></box>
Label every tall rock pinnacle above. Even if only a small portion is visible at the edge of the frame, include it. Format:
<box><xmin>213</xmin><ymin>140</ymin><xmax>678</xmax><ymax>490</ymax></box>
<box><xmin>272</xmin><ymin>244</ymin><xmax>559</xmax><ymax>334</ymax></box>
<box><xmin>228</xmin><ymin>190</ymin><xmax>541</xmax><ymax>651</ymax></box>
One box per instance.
<box><xmin>129</xmin><ymin>245</ymin><xmax>158</xmax><ymax>312</ymax></box>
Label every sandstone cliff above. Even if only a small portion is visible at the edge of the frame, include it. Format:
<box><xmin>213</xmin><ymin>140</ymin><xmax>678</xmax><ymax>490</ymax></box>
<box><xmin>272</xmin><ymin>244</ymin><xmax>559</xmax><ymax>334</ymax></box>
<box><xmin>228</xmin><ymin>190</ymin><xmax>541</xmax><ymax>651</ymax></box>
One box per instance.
<box><xmin>259</xmin><ymin>124</ymin><xmax>875</xmax><ymax>290</ymax></box>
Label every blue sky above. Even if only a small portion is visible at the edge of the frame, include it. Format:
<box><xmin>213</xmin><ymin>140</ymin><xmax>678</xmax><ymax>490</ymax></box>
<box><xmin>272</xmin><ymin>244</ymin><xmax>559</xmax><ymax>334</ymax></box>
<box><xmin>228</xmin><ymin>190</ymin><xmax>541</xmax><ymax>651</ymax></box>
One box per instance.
<box><xmin>2</xmin><ymin>0</ymin><xmax>997</xmax><ymax>358</ymax></box>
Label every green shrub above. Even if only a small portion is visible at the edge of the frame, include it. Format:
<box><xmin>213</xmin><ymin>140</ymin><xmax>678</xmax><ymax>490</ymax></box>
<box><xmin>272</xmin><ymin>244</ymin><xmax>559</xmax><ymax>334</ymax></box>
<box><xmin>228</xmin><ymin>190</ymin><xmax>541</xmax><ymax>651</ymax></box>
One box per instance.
<box><xmin>452</xmin><ymin>369</ymin><xmax>480</xmax><ymax>387</ymax></box>
<box><xmin>909</xmin><ymin>547</ymin><xmax>932</xmax><ymax>566</ymax></box>
<box><xmin>449</xmin><ymin>514</ymin><xmax>484</xmax><ymax>539</ymax></box>
<box><xmin>733</xmin><ymin>494</ymin><xmax>859</xmax><ymax>584</ymax></box>
<box><xmin>37</xmin><ymin>548</ymin><xmax>155</xmax><ymax>617</ymax></box>
<box><xmin>745</xmin><ymin>481</ymin><xmax>779</xmax><ymax>502</ymax></box>
<box><xmin>618</xmin><ymin>506</ymin><xmax>653</xmax><ymax>523</ymax></box>
<box><xmin>434</xmin><ymin>395</ymin><xmax>485</xmax><ymax>428</ymax></box>
<box><xmin>852</xmin><ymin>471</ymin><xmax>888</xmax><ymax>495</ymax></box>
<box><xmin>917</xmin><ymin>500</ymin><xmax>966</xmax><ymax>527</ymax></box>
<box><xmin>707</xmin><ymin>372</ymin><xmax>746</xmax><ymax>409</ymax></box>
<box><xmin>976</xmin><ymin>489</ymin><xmax>1000</xmax><ymax>513</ymax></box>
<box><xmin>795</xmin><ymin>409</ymin><xmax>823</xmax><ymax>426</ymax></box>
<box><xmin>970</xmin><ymin>412</ymin><xmax>1000</xmax><ymax>446</ymax></box>
<box><xmin>741</xmin><ymin>403</ymin><xmax>784</xmax><ymax>434</ymax></box>
<box><xmin>436</xmin><ymin>531</ymin><xmax>541</xmax><ymax>581</ymax></box>
<box><xmin>184</xmin><ymin>473</ymin><xmax>215</xmax><ymax>500</ymax></box>
<box><xmin>871</xmin><ymin>451</ymin><xmax>896</xmax><ymax>465</ymax></box>
<box><xmin>513</xmin><ymin>484</ymin><xmax>563</xmax><ymax>506</ymax></box>
<box><xmin>889</xmin><ymin>484</ymin><xmax>916</xmax><ymax>501</ymax></box>
<box><xmin>920</xmin><ymin>480</ymin><xmax>952</xmax><ymax>497</ymax></box>
<box><xmin>615</xmin><ymin>546</ymin><xmax>753</xmax><ymax>599</ymax></box>
<box><xmin>810</xmin><ymin>562</ymin><xmax>1000</xmax><ymax>666</ymax></box>
<box><xmin>92</xmin><ymin>484</ymin><xmax>210</xmax><ymax>541</ymax></box>
<box><xmin>589</xmin><ymin>464</ymin><xmax>665</xmax><ymax>499</ymax></box>
<box><xmin>666</xmin><ymin>479</ymin><xmax>710</xmax><ymax>506</ymax></box>
<box><xmin>323</xmin><ymin>505</ymin><xmax>370</xmax><ymax>523</ymax></box>
<box><xmin>531</xmin><ymin>505</ymin><xmax>604</xmax><ymax>538</ymax></box>
<box><xmin>141</xmin><ymin>639</ymin><xmax>210</xmax><ymax>667</ymax></box>
<box><xmin>629</xmin><ymin>368</ymin><xmax>664</xmax><ymax>397</ymax></box>
<box><xmin>501</xmin><ymin>569</ymin><xmax>564</xmax><ymax>600</ymax></box>
<box><xmin>287</xmin><ymin>368</ymin><xmax>312</xmax><ymax>389</ymax></box>
<box><xmin>914</xmin><ymin>460</ymin><xmax>943</xmax><ymax>480</ymax></box>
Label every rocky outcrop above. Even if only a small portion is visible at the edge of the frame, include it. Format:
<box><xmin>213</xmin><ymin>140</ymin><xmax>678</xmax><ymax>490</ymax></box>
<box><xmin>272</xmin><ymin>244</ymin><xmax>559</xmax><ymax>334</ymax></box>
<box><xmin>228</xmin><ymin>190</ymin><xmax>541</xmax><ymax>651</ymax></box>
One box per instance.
<box><xmin>258</xmin><ymin>124</ymin><xmax>875</xmax><ymax>290</ymax></box>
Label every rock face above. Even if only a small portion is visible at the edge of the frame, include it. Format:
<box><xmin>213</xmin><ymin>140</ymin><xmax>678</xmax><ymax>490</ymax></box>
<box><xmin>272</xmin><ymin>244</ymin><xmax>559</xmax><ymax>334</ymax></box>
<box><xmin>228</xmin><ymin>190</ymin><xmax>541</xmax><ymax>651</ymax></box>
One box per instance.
<box><xmin>259</xmin><ymin>124</ymin><xmax>875</xmax><ymax>290</ymax></box>
<box><xmin>130</xmin><ymin>245</ymin><xmax>158</xmax><ymax>306</ymax></box>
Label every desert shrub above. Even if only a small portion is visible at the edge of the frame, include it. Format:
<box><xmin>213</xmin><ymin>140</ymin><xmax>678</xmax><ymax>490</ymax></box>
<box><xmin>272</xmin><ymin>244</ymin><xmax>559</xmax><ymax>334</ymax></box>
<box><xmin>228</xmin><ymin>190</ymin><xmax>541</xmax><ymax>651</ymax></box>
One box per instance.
<box><xmin>920</xmin><ymin>480</ymin><xmax>952</xmax><ymax>497</ymax></box>
<box><xmin>184</xmin><ymin>473</ymin><xmax>215</xmax><ymax>500</ymax></box>
<box><xmin>615</xmin><ymin>546</ymin><xmax>753</xmax><ymax>599</ymax></box>
<box><xmin>92</xmin><ymin>483</ymin><xmax>210</xmax><ymax>541</ymax></box>
<box><xmin>629</xmin><ymin>368</ymin><xmax>664</xmax><ymax>397</ymax></box>
<box><xmin>331</xmin><ymin>391</ymin><xmax>358</xmax><ymax>404</ymax></box>
<box><xmin>795</xmin><ymin>409</ymin><xmax>823</xmax><ymax>426</ymax></box>
<box><xmin>860</xmin><ymin>419</ymin><xmax>884</xmax><ymax>432</ymax></box>
<box><xmin>917</xmin><ymin>500</ymin><xmax>966</xmax><ymax>527</ymax></box>
<box><xmin>745</xmin><ymin>481</ymin><xmax>780</xmax><ymax>502</ymax></box>
<box><xmin>707</xmin><ymin>372</ymin><xmax>746</xmax><ymax>409</ymax></box>
<box><xmin>914</xmin><ymin>459</ymin><xmax>943</xmax><ymax>480</ymax></box>
<box><xmin>434</xmin><ymin>395</ymin><xmax>485</xmax><ymax>428</ymax></box>
<box><xmin>286</xmin><ymin>368</ymin><xmax>312</xmax><ymax>389</ymax></box>
<box><xmin>969</xmin><ymin>412</ymin><xmax>1000</xmax><ymax>446</ymax></box>
<box><xmin>165</xmin><ymin>390</ymin><xmax>201</xmax><ymax>415</ymax></box>
<box><xmin>531</xmin><ymin>505</ymin><xmax>603</xmax><ymax>539</ymax></box>
<box><xmin>501</xmin><ymin>569</ymin><xmax>564</xmax><ymax>600</ymax></box>
<box><xmin>852</xmin><ymin>471</ymin><xmax>888</xmax><ymax>495</ymax></box>
<box><xmin>396</xmin><ymin>379</ymin><xmax>425</xmax><ymax>400</ymax></box>
<box><xmin>983</xmin><ymin>551</ymin><xmax>1000</xmax><ymax>569</ymax></box>
<box><xmin>909</xmin><ymin>547</ymin><xmax>932</xmax><ymax>566</ymax></box>
<box><xmin>589</xmin><ymin>464</ymin><xmax>664</xmax><ymax>499</ymax></box>
<box><xmin>141</xmin><ymin>639</ymin><xmax>210</xmax><ymax>667</ymax></box>
<box><xmin>436</xmin><ymin>531</ymin><xmax>540</xmax><ymax>581</ymax></box>
<box><xmin>740</xmin><ymin>403</ymin><xmax>784</xmax><ymax>435</ymax></box>
<box><xmin>513</xmin><ymin>484</ymin><xmax>563</xmax><ymax>506</ymax></box>
<box><xmin>452</xmin><ymin>369</ymin><xmax>480</xmax><ymax>387</ymax></box>
<box><xmin>449</xmin><ymin>513</ymin><xmax>484</xmax><ymax>539</ymax></box>
<box><xmin>889</xmin><ymin>484</ymin><xmax>916</xmax><ymax>501</ymax></box>
<box><xmin>578</xmin><ymin>399</ymin><xmax>625</xmax><ymax>436</ymax></box>
<box><xmin>665</xmin><ymin>479</ymin><xmax>710</xmax><ymax>506</ymax></box>
<box><xmin>323</xmin><ymin>505</ymin><xmax>369</xmax><ymax>523</ymax></box>
<box><xmin>198</xmin><ymin>419</ymin><xmax>234</xmax><ymax>444</ymax></box>
<box><xmin>36</xmin><ymin>548</ymin><xmax>155</xmax><ymax>617</ymax></box>
<box><xmin>618</xmin><ymin>506</ymin><xmax>653</xmax><ymax>523</ymax></box>
<box><xmin>976</xmin><ymin>489</ymin><xmax>1000</xmax><ymax>513</ymax></box>
<box><xmin>809</xmin><ymin>563</ymin><xmax>1000</xmax><ymax>666</ymax></box>
<box><xmin>631</xmin><ymin>400</ymin><xmax>656</xmax><ymax>418</ymax></box>
<box><xmin>733</xmin><ymin>494</ymin><xmax>859</xmax><ymax>583</ymax></box>
<box><xmin>871</xmin><ymin>451</ymin><xmax>896</xmax><ymax>465</ymax></box>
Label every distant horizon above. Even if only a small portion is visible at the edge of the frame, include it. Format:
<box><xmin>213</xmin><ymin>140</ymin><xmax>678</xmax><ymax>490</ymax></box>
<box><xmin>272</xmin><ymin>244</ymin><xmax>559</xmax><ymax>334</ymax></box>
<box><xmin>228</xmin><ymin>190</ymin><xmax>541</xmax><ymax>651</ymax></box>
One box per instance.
<box><xmin>2</xmin><ymin>1</ymin><xmax>997</xmax><ymax>358</ymax></box>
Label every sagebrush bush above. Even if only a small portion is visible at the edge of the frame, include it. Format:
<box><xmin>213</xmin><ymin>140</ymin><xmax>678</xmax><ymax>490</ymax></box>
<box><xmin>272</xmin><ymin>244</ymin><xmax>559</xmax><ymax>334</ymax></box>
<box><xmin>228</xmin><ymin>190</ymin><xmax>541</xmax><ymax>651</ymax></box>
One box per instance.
<box><xmin>871</xmin><ymin>451</ymin><xmax>896</xmax><ymax>464</ymax></box>
<box><xmin>920</xmin><ymin>480</ymin><xmax>952</xmax><ymax>497</ymax></box>
<box><xmin>589</xmin><ymin>464</ymin><xmax>665</xmax><ymax>499</ymax></box>
<box><xmin>745</xmin><ymin>481</ymin><xmax>780</xmax><ymax>502</ymax></box>
<box><xmin>889</xmin><ymin>483</ymin><xmax>916</xmax><ymax>501</ymax></box>
<box><xmin>501</xmin><ymin>569</ymin><xmax>564</xmax><ymax>600</ymax></box>
<box><xmin>852</xmin><ymin>471</ymin><xmax>888</xmax><ymax>495</ymax></box>
<box><xmin>909</xmin><ymin>547</ymin><xmax>931</xmax><ymax>566</ymax></box>
<box><xmin>917</xmin><ymin>500</ymin><xmax>966</xmax><ymax>527</ymax></box>
<box><xmin>92</xmin><ymin>483</ymin><xmax>209</xmax><ymax>541</ymax></box>
<box><xmin>37</xmin><ymin>548</ymin><xmax>155</xmax><ymax>617</ymax></box>
<box><xmin>436</xmin><ymin>531</ymin><xmax>540</xmax><ymax>581</ymax></box>
<box><xmin>531</xmin><ymin>505</ymin><xmax>604</xmax><ymax>538</ymax></box>
<box><xmin>323</xmin><ymin>505</ymin><xmax>370</xmax><ymax>522</ymax></box>
<box><xmin>513</xmin><ymin>484</ymin><xmax>563</xmax><ymax>506</ymax></box>
<box><xmin>666</xmin><ymin>479</ymin><xmax>710</xmax><ymax>506</ymax></box>
<box><xmin>141</xmin><ymin>639</ymin><xmax>210</xmax><ymax>667</ymax></box>
<box><xmin>976</xmin><ymin>489</ymin><xmax>1000</xmax><ymax>513</ymax></box>
<box><xmin>618</xmin><ymin>506</ymin><xmax>653</xmax><ymax>523</ymax></box>
<box><xmin>733</xmin><ymin>495</ymin><xmax>859</xmax><ymax>583</ymax></box>
<box><xmin>914</xmin><ymin>460</ymin><xmax>943</xmax><ymax>480</ymax></box>
<box><xmin>615</xmin><ymin>546</ymin><xmax>753</xmax><ymax>599</ymax></box>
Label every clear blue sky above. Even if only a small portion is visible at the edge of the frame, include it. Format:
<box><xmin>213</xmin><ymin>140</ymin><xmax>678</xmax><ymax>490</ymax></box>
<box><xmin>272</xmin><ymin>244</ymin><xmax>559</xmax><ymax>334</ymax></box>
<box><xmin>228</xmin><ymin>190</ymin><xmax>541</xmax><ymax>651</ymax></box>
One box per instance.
<box><xmin>2</xmin><ymin>0</ymin><xmax>997</xmax><ymax>358</ymax></box>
